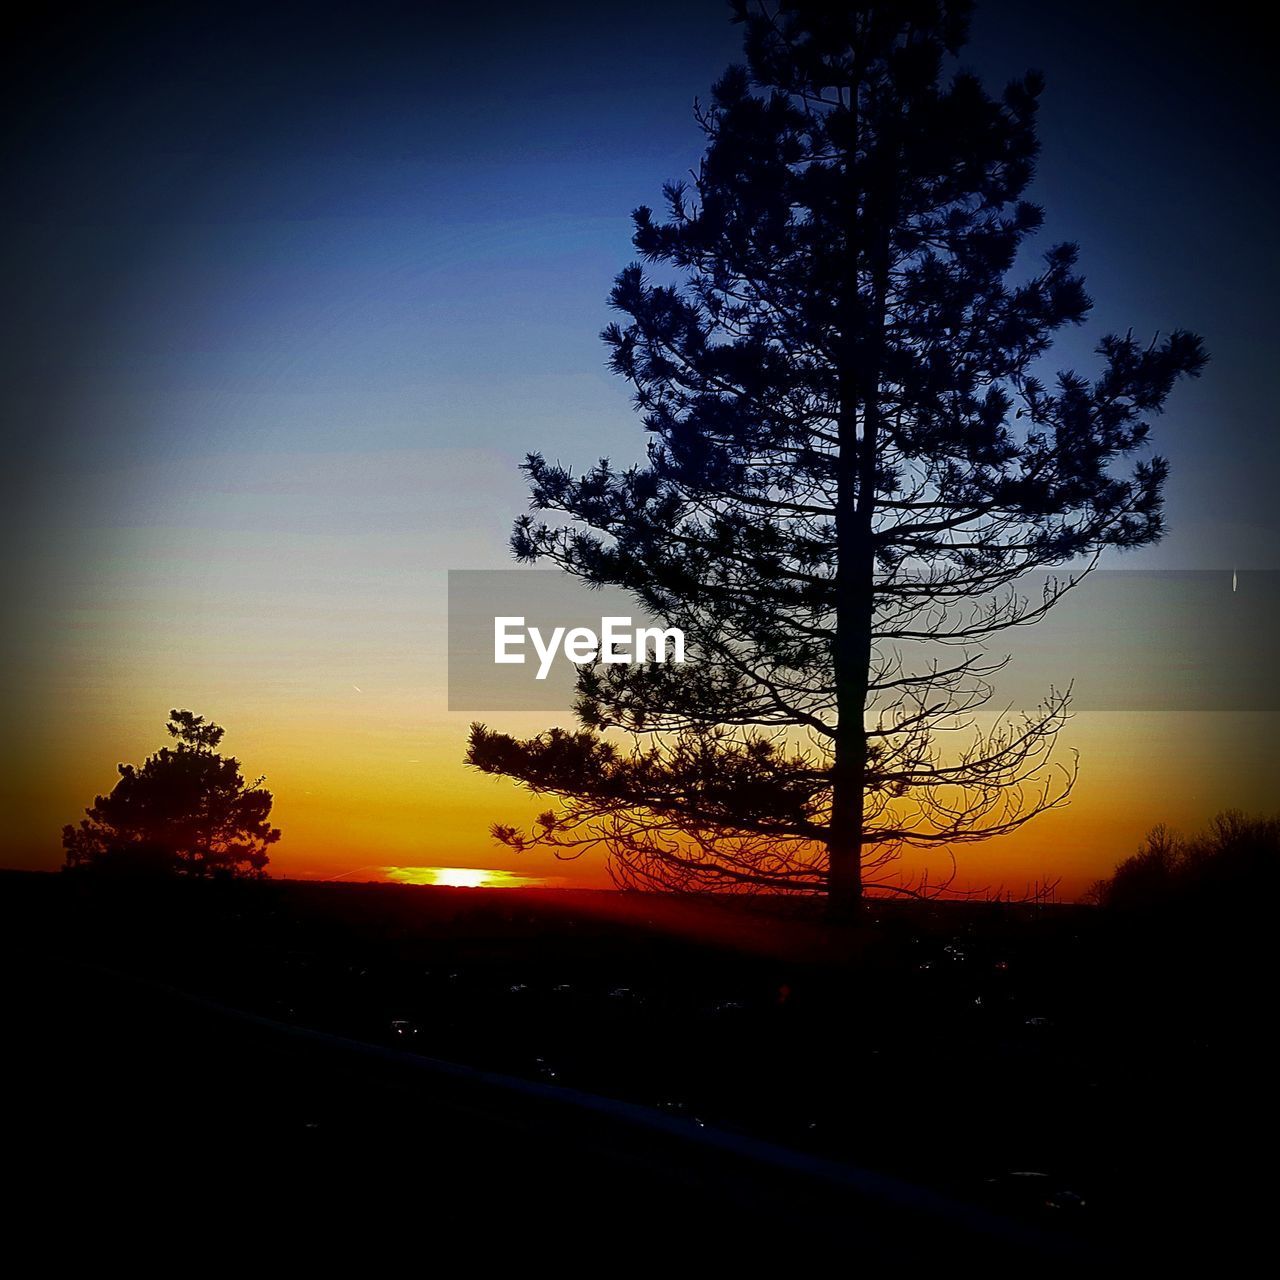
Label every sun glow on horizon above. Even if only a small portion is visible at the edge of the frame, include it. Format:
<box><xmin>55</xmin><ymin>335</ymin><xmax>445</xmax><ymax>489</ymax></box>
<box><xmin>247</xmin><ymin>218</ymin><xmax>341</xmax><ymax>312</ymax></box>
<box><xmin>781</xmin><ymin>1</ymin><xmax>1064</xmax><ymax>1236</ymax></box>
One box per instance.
<box><xmin>383</xmin><ymin>865</ymin><xmax>547</xmax><ymax>889</ymax></box>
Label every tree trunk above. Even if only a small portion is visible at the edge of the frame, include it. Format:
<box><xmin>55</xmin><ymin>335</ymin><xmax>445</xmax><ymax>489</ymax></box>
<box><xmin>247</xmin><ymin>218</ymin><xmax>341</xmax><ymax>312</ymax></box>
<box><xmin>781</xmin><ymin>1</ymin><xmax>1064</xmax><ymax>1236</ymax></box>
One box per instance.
<box><xmin>827</xmin><ymin>731</ymin><xmax>866</xmax><ymax>915</ymax></box>
<box><xmin>829</xmin><ymin>338</ymin><xmax>875</xmax><ymax>918</ymax></box>
<box><xmin>828</xmin><ymin>431</ymin><xmax>874</xmax><ymax>918</ymax></box>
<box><xmin>828</xmin><ymin>110</ymin><xmax>890</xmax><ymax>920</ymax></box>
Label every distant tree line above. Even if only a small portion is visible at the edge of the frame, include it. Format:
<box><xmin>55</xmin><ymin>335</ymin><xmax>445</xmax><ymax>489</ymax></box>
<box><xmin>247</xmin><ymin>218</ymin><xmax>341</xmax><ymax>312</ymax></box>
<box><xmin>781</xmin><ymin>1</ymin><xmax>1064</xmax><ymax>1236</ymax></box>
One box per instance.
<box><xmin>1087</xmin><ymin>812</ymin><xmax>1279</xmax><ymax>912</ymax></box>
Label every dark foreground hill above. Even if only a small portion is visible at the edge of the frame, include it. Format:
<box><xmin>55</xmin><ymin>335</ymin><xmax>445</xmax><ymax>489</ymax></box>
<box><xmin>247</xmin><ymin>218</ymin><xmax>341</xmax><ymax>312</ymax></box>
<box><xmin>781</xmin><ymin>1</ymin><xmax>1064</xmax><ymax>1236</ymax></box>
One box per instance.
<box><xmin>1</xmin><ymin>872</ymin><xmax>1273</xmax><ymax>1262</ymax></box>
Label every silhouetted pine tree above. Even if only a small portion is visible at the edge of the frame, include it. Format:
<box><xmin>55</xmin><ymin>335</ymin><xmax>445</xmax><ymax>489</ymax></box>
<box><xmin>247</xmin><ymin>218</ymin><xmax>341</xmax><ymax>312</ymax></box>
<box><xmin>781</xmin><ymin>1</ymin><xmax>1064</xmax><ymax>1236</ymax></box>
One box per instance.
<box><xmin>63</xmin><ymin>710</ymin><xmax>279</xmax><ymax>878</ymax></box>
<box><xmin>468</xmin><ymin>0</ymin><xmax>1205</xmax><ymax>911</ymax></box>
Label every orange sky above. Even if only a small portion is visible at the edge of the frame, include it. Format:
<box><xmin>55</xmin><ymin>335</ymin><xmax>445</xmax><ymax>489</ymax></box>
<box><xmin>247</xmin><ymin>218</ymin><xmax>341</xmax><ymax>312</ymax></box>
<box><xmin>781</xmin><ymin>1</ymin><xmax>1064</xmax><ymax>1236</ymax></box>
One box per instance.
<box><xmin>3</xmin><ymin>2</ymin><xmax>1276</xmax><ymax>906</ymax></box>
<box><xmin>5</xmin><ymin>503</ymin><xmax>1273</xmax><ymax>902</ymax></box>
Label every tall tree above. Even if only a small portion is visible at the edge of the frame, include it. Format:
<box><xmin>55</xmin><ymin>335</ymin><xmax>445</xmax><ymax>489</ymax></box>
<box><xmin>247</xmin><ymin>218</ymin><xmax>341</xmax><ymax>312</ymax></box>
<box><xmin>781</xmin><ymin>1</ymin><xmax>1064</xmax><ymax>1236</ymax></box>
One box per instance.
<box><xmin>467</xmin><ymin>0</ymin><xmax>1205</xmax><ymax>911</ymax></box>
<box><xmin>63</xmin><ymin>710</ymin><xmax>279</xmax><ymax>878</ymax></box>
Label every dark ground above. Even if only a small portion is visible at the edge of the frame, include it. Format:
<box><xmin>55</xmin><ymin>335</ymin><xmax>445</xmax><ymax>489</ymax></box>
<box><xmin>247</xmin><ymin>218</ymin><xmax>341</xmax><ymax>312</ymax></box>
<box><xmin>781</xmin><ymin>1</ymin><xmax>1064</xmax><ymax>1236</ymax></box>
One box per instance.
<box><xmin>1</xmin><ymin>871</ymin><xmax>1272</xmax><ymax>1263</ymax></box>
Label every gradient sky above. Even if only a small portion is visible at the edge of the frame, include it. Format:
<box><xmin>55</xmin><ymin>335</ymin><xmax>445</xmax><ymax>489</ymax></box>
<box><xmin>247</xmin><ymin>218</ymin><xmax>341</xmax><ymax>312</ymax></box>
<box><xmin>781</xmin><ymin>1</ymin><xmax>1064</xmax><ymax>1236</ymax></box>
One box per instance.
<box><xmin>2</xmin><ymin>0</ymin><xmax>1275</xmax><ymax>896</ymax></box>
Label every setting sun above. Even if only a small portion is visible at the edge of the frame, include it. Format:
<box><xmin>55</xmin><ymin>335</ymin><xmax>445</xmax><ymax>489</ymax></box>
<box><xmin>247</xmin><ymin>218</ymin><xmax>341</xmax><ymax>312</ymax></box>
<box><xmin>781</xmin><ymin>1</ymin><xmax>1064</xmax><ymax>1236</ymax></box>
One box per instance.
<box><xmin>383</xmin><ymin>865</ymin><xmax>544</xmax><ymax>889</ymax></box>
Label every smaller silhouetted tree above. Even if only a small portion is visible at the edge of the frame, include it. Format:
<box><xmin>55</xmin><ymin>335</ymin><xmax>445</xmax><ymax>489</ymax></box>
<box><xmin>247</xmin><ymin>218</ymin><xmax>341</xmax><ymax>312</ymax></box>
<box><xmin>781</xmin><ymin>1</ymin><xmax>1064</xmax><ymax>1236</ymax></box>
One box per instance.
<box><xmin>62</xmin><ymin>710</ymin><xmax>280</xmax><ymax>878</ymax></box>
